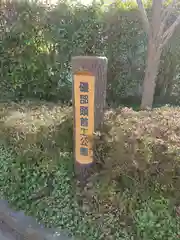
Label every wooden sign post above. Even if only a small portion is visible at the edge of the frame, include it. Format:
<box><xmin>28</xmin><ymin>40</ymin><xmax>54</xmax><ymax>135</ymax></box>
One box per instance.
<box><xmin>72</xmin><ymin>56</ymin><xmax>108</xmax><ymax>181</ymax></box>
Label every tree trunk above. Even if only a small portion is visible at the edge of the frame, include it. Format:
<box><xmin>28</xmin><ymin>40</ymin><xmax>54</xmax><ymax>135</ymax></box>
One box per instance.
<box><xmin>141</xmin><ymin>37</ymin><xmax>161</xmax><ymax>109</ymax></box>
<box><xmin>137</xmin><ymin>0</ymin><xmax>180</xmax><ymax>109</ymax></box>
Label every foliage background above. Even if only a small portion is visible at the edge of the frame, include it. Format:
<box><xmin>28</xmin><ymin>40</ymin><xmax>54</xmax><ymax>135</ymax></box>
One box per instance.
<box><xmin>1</xmin><ymin>0</ymin><xmax>180</xmax><ymax>106</ymax></box>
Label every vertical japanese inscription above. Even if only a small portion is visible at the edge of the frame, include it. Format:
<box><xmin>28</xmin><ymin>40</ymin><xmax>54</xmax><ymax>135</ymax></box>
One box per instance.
<box><xmin>74</xmin><ymin>73</ymin><xmax>95</xmax><ymax>164</ymax></box>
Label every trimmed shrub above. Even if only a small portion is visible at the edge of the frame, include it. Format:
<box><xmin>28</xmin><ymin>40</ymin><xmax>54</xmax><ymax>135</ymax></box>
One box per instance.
<box><xmin>1</xmin><ymin>101</ymin><xmax>180</xmax><ymax>198</ymax></box>
<box><xmin>93</xmin><ymin>106</ymin><xmax>180</xmax><ymax>198</ymax></box>
<box><xmin>0</xmin><ymin>101</ymin><xmax>73</xmax><ymax>165</ymax></box>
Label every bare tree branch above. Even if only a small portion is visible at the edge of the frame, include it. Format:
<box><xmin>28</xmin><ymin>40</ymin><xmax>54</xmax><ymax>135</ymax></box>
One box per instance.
<box><xmin>159</xmin><ymin>0</ymin><xmax>177</xmax><ymax>35</ymax></box>
<box><xmin>158</xmin><ymin>0</ymin><xmax>177</xmax><ymax>46</ymax></box>
<box><xmin>158</xmin><ymin>0</ymin><xmax>177</xmax><ymax>40</ymax></box>
<box><xmin>161</xmin><ymin>15</ymin><xmax>180</xmax><ymax>49</ymax></box>
<box><xmin>136</xmin><ymin>0</ymin><xmax>149</xmax><ymax>33</ymax></box>
<box><xmin>161</xmin><ymin>0</ymin><xmax>177</xmax><ymax>22</ymax></box>
<box><xmin>151</xmin><ymin>0</ymin><xmax>163</xmax><ymax>39</ymax></box>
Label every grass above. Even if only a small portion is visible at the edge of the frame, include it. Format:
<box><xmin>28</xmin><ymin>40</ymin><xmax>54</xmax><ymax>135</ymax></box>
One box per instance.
<box><xmin>0</xmin><ymin>101</ymin><xmax>180</xmax><ymax>239</ymax></box>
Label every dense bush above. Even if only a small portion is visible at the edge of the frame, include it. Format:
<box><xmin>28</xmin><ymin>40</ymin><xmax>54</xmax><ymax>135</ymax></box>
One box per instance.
<box><xmin>1</xmin><ymin>101</ymin><xmax>180</xmax><ymax>200</ymax></box>
<box><xmin>89</xmin><ymin>105</ymin><xmax>180</xmax><ymax>213</ymax></box>
<box><xmin>1</xmin><ymin>0</ymin><xmax>180</xmax><ymax>105</ymax></box>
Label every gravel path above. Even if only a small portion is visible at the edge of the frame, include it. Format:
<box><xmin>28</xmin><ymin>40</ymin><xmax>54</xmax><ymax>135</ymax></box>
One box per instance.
<box><xmin>0</xmin><ymin>219</ymin><xmax>20</xmax><ymax>240</ymax></box>
<box><xmin>0</xmin><ymin>200</ymin><xmax>73</xmax><ymax>240</ymax></box>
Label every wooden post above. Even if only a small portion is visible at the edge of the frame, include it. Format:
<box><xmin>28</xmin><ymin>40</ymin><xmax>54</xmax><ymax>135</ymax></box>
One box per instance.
<box><xmin>72</xmin><ymin>56</ymin><xmax>108</xmax><ymax>182</ymax></box>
